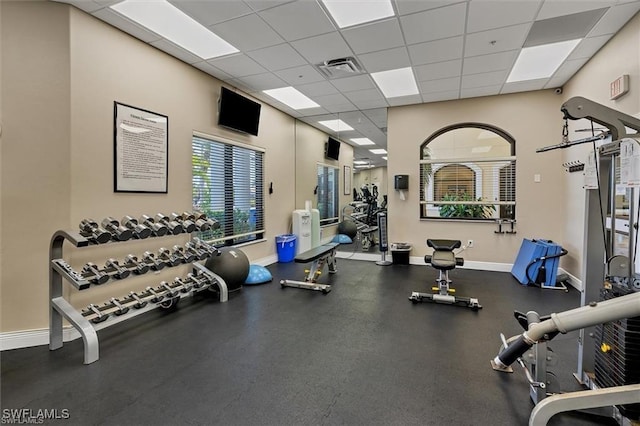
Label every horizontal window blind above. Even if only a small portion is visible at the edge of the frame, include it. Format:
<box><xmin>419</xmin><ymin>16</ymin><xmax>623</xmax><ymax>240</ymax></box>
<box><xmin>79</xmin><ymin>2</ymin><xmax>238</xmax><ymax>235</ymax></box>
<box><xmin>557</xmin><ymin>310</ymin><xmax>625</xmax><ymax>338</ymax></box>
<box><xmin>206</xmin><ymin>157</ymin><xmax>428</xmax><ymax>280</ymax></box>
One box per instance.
<box><xmin>317</xmin><ymin>164</ymin><xmax>339</xmax><ymax>225</ymax></box>
<box><xmin>193</xmin><ymin>135</ymin><xmax>264</xmax><ymax>245</ymax></box>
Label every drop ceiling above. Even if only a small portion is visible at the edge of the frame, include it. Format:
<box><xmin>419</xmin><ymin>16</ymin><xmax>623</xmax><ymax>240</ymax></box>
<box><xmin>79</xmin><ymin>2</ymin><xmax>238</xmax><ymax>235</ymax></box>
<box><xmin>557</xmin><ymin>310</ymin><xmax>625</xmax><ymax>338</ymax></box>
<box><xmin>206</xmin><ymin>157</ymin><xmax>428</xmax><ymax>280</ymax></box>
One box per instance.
<box><xmin>58</xmin><ymin>0</ymin><xmax>640</xmax><ymax>168</ymax></box>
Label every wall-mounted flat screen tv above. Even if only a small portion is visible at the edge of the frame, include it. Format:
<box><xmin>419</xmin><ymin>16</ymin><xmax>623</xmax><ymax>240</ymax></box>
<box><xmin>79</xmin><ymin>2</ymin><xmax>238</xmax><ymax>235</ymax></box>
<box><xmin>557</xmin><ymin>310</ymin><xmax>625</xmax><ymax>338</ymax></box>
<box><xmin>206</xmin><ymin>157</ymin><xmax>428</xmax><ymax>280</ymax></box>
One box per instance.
<box><xmin>218</xmin><ymin>87</ymin><xmax>261</xmax><ymax>136</ymax></box>
<box><xmin>325</xmin><ymin>137</ymin><xmax>341</xmax><ymax>161</ymax></box>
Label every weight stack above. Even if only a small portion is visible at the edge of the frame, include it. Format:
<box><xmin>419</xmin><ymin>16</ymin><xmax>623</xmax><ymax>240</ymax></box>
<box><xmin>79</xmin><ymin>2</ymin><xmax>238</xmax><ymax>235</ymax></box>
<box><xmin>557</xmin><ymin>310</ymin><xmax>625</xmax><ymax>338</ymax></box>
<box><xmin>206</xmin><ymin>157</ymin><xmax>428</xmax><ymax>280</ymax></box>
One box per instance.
<box><xmin>594</xmin><ymin>284</ymin><xmax>640</xmax><ymax>420</ymax></box>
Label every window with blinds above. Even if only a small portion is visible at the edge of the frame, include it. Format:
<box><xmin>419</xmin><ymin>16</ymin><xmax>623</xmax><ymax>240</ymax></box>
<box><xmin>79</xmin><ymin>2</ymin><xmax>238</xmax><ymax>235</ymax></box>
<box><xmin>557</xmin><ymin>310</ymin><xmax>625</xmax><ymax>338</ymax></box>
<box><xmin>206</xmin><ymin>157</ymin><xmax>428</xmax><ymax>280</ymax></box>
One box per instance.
<box><xmin>192</xmin><ymin>135</ymin><xmax>264</xmax><ymax>245</ymax></box>
<box><xmin>317</xmin><ymin>164</ymin><xmax>339</xmax><ymax>225</ymax></box>
<box><xmin>420</xmin><ymin>124</ymin><xmax>516</xmax><ymax>220</ymax></box>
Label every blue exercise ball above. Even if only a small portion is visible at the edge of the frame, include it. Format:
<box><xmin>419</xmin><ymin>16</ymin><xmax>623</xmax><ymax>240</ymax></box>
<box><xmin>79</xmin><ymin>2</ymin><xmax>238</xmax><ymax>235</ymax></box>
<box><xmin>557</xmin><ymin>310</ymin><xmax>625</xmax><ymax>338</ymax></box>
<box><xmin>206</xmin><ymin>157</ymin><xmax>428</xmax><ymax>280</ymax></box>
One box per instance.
<box><xmin>204</xmin><ymin>247</ymin><xmax>250</xmax><ymax>292</ymax></box>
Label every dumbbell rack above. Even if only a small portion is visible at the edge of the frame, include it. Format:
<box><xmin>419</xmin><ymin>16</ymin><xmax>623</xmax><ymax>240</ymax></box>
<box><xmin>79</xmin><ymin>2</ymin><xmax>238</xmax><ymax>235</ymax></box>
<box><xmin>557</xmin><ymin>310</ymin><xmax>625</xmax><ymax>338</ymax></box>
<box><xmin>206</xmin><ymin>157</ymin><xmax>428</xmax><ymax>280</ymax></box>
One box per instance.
<box><xmin>49</xmin><ymin>228</ymin><xmax>228</xmax><ymax>365</ymax></box>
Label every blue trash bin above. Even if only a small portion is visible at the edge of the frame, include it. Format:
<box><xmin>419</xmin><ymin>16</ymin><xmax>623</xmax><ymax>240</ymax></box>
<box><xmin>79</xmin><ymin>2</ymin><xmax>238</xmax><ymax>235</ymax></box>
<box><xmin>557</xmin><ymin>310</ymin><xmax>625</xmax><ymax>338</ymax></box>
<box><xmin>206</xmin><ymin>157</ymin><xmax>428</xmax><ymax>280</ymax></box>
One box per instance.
<box><xmin>276</xmin><ymin>234</ymin><xmax>297</xmax><ymax>263</ymax></box>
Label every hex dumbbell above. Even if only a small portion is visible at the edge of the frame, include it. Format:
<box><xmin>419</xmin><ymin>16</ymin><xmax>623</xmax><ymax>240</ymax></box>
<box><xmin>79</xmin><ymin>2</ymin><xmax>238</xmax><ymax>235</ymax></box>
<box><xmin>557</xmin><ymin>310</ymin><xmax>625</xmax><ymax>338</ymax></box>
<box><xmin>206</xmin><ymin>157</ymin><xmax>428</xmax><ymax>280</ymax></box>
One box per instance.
<box><xmin>109</xmin><ymin>298</ymin><xmax>129</xmax><ymax>316</ymax></box>
<box><xmin>158</xmin><ymin>247</ymin><xmax>181</xmax><ymax>267</ymax></box>
<box><xmin>170</xmin><ymin>212</ymin><xmax>196</xmax><ymax>233</ymax></box>
<box><xmin>185</xmin><ymin>241</ymin><xmax>209</xmax><ymax>261</ymax></box>
<box><xmin>105</xmin><ymin>258</ymin><xmax>130</xmax><ymax>280</ymax></box>
<box><xmin>172</xmin><ymin>245</ymin><xmax>196</xmax><ymax>263</ymax></box>
<box><xmin>140</xmin><ymin>215</ymin><xmax>168</xmax><ymax>237</ymax></box>
<box><xmin>142</xmin><ymin>251</ymin><xmax>165</xmax><ymax>271</ymax></box>
<box><xmin>85</xmin><ymin>304</ymin><xmax>109</xmax><ymax>324</ymax></box>
<box><xmin>82</xmin><ymin>262</ymin><xmax>109</xmax><ymax>285</ymax></box>
<box><xmin>79</xmin><ymin>219</ymin><xmax>111</xmax><ymax>244</ymax></box>
<box><xmin>185</xmin><ymin>272</ymin><xmax>208</xmax><ymax>289</ymax></box>
<box><xmin>101</xmin><ymin>217</ymin><xmax>133</xmax><ymax>241</ymax></box>
<box><xmin>121</xmin><ymin>216</ymin><xmax>152</xmax><ymax>239</ymax></box>
<box><xmin>124</xmin><ymin>254</ymin><xmax>150</xmax><ymax>275</ymax></box>
<box><xmin>155</xmin><ymin>213</ymin><xmax>183</xmax><ymax>235</ymax></box>
<box><xmin>129</xmin><ymin>292</ymin><xmax>148</xmax><ymax>309</ymax></box>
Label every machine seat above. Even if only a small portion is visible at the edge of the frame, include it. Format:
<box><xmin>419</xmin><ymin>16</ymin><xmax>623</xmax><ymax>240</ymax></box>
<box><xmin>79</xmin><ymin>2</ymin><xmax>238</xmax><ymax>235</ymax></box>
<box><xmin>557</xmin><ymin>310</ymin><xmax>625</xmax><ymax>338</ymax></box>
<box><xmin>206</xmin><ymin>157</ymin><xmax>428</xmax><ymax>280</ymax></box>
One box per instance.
<box><xmin>427</xmin><ymin>239</ymin><xmax>461</xmax><ymax>251</ymax></box>
<box><xmin>425</xmin><ymin>239</ymin><xmax>462</xmax><ymax>271</ymax></box>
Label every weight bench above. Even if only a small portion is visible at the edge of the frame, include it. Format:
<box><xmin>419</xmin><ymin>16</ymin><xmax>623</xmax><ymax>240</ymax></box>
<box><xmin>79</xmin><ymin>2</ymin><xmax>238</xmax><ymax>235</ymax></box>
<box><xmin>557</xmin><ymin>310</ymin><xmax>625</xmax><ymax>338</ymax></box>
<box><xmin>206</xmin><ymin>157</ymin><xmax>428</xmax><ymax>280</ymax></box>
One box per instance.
<box><xmin>280</xmin><ymin>242</ymin><xmax>338</xmax><ymax>294</ymax></box>
<box><xmin>409</xmin><ymin>239</ymin><xmax>482</xmax><ymax>310</ymax></box>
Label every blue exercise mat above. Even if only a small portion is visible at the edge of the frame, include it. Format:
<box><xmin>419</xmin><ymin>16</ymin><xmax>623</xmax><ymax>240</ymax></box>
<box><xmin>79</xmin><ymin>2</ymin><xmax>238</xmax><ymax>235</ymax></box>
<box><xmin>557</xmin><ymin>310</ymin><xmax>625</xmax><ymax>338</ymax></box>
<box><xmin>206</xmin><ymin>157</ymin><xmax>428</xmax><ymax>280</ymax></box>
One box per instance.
<box><xmin>511</xmin><ymin>239</ymin><xmax>564</xmax><ymax>286</ymax></box>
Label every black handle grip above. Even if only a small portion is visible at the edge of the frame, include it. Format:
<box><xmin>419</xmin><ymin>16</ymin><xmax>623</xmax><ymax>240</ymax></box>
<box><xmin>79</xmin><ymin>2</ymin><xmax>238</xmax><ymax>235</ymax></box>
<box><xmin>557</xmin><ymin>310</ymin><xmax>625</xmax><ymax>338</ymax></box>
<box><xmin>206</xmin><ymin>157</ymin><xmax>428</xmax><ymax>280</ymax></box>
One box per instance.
<box><xmin>498</xmin><ymin>335</ymin><xmax>532</xmax><ymax>367</ymax></box>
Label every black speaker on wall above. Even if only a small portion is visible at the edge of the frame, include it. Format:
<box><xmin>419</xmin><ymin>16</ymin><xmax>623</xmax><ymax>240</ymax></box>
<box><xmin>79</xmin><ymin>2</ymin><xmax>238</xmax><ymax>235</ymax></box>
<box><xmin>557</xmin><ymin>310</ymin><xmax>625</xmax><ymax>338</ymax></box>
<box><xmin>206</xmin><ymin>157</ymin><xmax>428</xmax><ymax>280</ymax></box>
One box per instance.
<box><xmin>395</xmin><ymin>175</ymin><xmax>408</xmax><ymax>190</ymax></box>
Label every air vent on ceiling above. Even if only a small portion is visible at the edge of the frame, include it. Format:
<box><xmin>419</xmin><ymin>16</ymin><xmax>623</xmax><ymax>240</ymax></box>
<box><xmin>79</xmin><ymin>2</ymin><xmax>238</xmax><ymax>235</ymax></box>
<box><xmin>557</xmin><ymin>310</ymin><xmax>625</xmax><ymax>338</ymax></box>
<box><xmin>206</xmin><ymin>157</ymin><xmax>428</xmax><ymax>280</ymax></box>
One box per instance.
<box><xmin>317</xmin><ymin>57</ymin><xmax>363</xmax><ymax>79</ymax></box>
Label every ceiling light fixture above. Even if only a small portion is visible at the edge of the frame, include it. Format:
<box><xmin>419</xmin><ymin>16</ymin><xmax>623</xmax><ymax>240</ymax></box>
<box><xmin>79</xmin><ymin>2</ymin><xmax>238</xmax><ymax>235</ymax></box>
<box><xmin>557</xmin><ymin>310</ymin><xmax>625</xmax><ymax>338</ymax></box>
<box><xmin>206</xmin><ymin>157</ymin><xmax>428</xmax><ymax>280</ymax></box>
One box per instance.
<box><xmin>321</xmin><ymin>0</ymin><xmax>395</xmax><ymax>28</ymax></box>
<box><xmin>350</xmin><ymin>138</ymin><xmax>376</xmax><ymax>146</ymax></box>
<box><xmin>353</xmin><ymin>160</ymin><xmax>369</xmax><ymax>165</ymax></box>
<box><xmin>369</xmin><ymin>148</ymin><xmax>387</xmax><ymax>154</ymax></box>
<box><xmin>110</xmin><ymin>0</ymin><xmax>238</xmax><ymax>59</ymax></box>
<box><xmin>263</xmin><ymin>87</ymin><xmax>319</xmax><ymax>110</ymax></box>
<box><xmin>318</xmin><ymin>119</ymin><xmax>354</xmax><ymax>132</ymax></box>
<box><xmin>371</xmin><ymin>67</ymin><xmax>419</xmax><ymax>98</ymax></box>
<box><xmin>507</xmin><ymin>39</ymin><xmax>581</xmax><ymax>82</ymax></box>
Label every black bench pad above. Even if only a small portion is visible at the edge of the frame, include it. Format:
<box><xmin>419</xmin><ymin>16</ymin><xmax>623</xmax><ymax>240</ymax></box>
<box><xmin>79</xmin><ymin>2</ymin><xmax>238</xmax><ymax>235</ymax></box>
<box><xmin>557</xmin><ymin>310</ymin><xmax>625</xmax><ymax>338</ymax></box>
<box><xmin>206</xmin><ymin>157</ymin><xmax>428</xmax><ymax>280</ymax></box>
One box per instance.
<box><xmin>427</xmin><ymin>239</ymin><xmax>461</xmax><ymax>251</ymax></box>
<box><xmin>295</xmin><ymin>242</ymin><xmax>339</xmax><ymax>263</ymax></box>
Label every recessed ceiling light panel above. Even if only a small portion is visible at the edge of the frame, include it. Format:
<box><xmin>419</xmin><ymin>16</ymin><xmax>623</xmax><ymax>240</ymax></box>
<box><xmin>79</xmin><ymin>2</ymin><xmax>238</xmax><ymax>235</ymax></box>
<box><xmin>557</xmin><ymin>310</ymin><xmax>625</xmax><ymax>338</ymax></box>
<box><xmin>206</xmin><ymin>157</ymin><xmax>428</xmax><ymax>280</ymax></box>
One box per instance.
<box><xmin>263</xmin><ymin>87</ymin><xmax>319</xmax><ymax>110</ymax></box>
<box><xmin>371</xmin><ymin>67</ymin><xmax>419</xmax><ymax>98</ymax></box>
<box><xmin>369</xmin><ymin>148</ymin><xmax>387</xmax><ymax>154</ymax></box>
<box><xmin>318</xmin><ymin>119</ymin><xmax>354</xmax><ymax>132</ymax></box>
<box><xmin>351</xmin><ymin>138</ymin><xmax>375</xmax><ymax>146</ymax></box>
<box><xmin>507</xmin><ymin>39</ymin><xmax>581</xmax><ymax>82</ymax></box>
<box><xmin>321</xmin><ymin>0</ymin><xmax>395</xmax><ymax>28</ymax></box>
<box><xmin>110</xmin><ymin>0</ymin><xmax>238</xmax><ymax>59</ymax></box>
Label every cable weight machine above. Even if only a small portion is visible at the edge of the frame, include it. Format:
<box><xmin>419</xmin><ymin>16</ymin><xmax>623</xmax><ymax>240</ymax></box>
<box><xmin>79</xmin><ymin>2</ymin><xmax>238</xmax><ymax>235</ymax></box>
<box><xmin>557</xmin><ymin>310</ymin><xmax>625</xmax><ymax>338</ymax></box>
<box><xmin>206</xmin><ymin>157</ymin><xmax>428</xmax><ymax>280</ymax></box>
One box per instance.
<box><xmin>492</xmin><ymin>97</ymin><xmax>640</xmax><ymax>425</ymax></box>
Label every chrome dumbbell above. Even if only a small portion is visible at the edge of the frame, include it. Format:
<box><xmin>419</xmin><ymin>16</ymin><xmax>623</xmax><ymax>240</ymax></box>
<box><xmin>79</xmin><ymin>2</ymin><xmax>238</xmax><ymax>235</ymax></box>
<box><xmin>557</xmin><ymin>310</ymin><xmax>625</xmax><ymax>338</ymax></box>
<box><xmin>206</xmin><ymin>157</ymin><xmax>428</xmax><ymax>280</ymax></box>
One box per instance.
<box><xmin>172</xmin><ymin>245</ymin><xmax>196</xmax><ymax>263</ymax></box>
<box><xmin>185</xmin><ymin>272</ymin><xmax>208</xmax><ymax>290</ymax></box>
<box><xmin>172</xmin><ymin>277</ymin><xmax>193</xmax><ymax>293</ymax></box>
<box><xmin>192</xmin><ymin>211</ymin><xmax>220</xmax><ymax>231</ymax></box>
<box><xmin>82</xmin><ymin>262</ymin><xmax>109</xmax><ymax>285</ymax></box>
<box><xmin>101</xmin><ymin>217</ymin><xmax>133</xmax><ymax>241</ymax></box>
<box><xmin>145</xmin><ymin>286</ymin><xmax>164</xmax><ymax>303</ymax></box>
<box><xmin>121</xmin><ymin>216</ymin><xmax>152</xmax><ymax>239</ymax></box>
<box><xmin>129</xmin><ymin>291</ymin><xmax>147</xmax><ymax>309</ymax></box>
<box><xmin>109</xmin><ymin>297</ymin><xmax>129</xmax><ymax>316</ymax></box>
<box><xmin>124</xmin><ymin>254</ymin><xmax>149</xmax><ymax>275</ymax></box>
<box><xmin>170</xmin><ymin>212</ymin><xmax>196</xmax><ymax>233</ymax></box>
<box><xmin>185</xmin><ymin>241</ymin><xmax>209</xmax><ymax>261</ymax></box>
<box><xmin>84</xmin><ymin>304</ymin><xmax>109</xmax><ymax>324</ymax></box>
<box><xmin>79</xmin><ymin>219</ymin><xmax>111</xmax><ymax>244</ymax></box>
<box><xmin>158</xmin><ymin>247</ymin><xmax>181</xmax><ymax>267</ymax></box>
<box><xmin>105</xmin><ymin>258</ymin><xmax>130</xmax><ymax>280</ymax></box>
<box><xmin>155</xmin><ymin>213</ymin><xmax>183</xmax><ymax>235</ymax></box>
<box><xmin>192</xmin><ymin>237</ymin><xmax>220</xmax><ymax>257</ymax></box>
<box><xmin>140</xmin><ymin>215</ymin><xmax>168</xmax><ymax>237</ymax></box>
<box><xmin>142</xmin><ymin>251</ymin><xmax>165</xmax><ymax>271</ymax></box>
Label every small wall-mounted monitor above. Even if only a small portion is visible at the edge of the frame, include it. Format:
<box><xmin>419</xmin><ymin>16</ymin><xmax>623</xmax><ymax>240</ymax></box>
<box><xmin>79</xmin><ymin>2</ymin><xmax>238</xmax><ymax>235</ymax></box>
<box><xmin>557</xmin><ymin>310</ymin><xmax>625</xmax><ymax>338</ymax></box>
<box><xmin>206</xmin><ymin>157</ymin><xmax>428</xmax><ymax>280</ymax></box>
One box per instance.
<box><xmin>218</xmin><ymin>87</ymin><xmax>261</xmax><ymax>136</ymax></box>
<box><xmin>325</xmin><ymin>137</ymin><xmax>341</xmax><ymax>161</ymax></box>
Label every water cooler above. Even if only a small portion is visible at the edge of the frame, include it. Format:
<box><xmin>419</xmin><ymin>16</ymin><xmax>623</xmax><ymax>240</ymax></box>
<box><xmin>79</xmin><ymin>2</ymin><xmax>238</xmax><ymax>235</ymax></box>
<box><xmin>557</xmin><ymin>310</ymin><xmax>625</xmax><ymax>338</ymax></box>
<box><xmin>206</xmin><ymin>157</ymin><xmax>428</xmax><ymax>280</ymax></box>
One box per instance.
<box><xmin>292</xmin><ymin>209</ymin><xmax>312</xmax><ymax>255</ymax></box>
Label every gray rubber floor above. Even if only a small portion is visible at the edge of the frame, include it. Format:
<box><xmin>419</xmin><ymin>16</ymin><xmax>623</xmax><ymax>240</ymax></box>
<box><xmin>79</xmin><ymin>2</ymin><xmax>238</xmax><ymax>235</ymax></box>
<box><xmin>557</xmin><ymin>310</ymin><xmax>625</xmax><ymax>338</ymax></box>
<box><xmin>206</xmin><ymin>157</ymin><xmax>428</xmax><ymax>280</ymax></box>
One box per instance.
<box><xmin>1</xmin><ymin>257</ymin><xmax>619</xmax><ymax>425</ymax></box>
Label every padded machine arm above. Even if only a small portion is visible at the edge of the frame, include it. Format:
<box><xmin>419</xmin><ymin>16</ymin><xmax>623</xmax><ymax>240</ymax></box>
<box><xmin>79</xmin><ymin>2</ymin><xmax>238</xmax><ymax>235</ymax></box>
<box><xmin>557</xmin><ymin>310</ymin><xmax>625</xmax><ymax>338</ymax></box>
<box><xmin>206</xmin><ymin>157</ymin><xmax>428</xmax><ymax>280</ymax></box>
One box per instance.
<box><xmin>561</xmin><ymin>96</ymin><xmax>640</xmax><ymax>141</ymax></box>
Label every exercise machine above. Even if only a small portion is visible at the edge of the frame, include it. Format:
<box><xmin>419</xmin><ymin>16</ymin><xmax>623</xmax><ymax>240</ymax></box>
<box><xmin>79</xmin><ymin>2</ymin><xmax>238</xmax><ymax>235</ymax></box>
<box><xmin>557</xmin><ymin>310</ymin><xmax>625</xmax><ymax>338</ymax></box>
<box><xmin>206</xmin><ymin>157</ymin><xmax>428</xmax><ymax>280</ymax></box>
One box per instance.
<box><xmin>280</xmin><ymin>242</ymin><xmax>339</xmax><ymax>293</ymax></box>
<box><xmin>491</xmin><ymin>292</ymin><xmax>640</xmax><ymax>426</ymax></box>
<box><xmin>409</xmin><ymin>239</ymin><xmax>481</xmax><ymax>310</ymax></box>
<box><xmin>494</xmin><ymin>97</ymin><xmax>640</xmax><ymax>424</ymax></box>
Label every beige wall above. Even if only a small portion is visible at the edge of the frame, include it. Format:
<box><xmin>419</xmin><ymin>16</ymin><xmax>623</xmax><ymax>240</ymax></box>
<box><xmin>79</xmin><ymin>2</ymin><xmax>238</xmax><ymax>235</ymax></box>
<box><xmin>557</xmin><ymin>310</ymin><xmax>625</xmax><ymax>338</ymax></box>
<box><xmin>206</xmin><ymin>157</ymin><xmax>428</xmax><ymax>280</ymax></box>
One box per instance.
<box><xmin>559</xmin><ymin>12</ymin><xmax>640</xmax><ymax>278</ymax></box>
<box><xmin>387</xmin><ymin>91</ymin><xmax>565</xmax><ymax>262</ymax></box>
<box><xmin>0</xmin><ymin>2</ymin><xmax>300</xmax><ymax>332</ymax></box>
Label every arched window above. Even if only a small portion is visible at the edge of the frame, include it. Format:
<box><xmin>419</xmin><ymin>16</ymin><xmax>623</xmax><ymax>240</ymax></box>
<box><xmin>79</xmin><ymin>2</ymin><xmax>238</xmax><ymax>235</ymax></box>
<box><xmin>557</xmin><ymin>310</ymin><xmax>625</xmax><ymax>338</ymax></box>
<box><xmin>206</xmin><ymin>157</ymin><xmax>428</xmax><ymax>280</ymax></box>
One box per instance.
<box><xmin>420</xmin><ymin>123</ymin><xmax>516</xmax><ymax>220</ymax></box>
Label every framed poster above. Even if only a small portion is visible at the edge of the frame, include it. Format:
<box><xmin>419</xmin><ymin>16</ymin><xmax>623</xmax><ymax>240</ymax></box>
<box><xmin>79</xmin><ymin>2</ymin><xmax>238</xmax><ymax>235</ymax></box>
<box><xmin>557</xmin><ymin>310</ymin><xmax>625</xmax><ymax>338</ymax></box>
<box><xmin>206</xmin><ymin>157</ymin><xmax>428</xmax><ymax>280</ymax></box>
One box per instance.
<box><xmin>114</xmin><ymin>102</ymin><xmax>168</xmax><ymax>193</ymax></box>
<box><xmin>344</xmin><ymin>165</ymin><xmax>351</xmax><ymax>195</ymax></box>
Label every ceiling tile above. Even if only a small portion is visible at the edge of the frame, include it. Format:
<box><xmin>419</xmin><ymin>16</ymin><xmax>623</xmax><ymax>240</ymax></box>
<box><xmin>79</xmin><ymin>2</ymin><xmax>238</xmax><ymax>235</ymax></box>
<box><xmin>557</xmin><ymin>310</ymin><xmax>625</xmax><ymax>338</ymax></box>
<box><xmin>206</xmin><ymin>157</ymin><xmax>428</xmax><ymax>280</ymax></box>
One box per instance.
<box><xmin>524</xmin><ymin>8</ymin><xmax>607</xmax><ymax>47</ymax></box>
<box><xmin>311</xmin><ymin>93</ymin><xmax>352</xmax><ymax>107</ymax></box>
<box><xmin>351</xmin><ymin>98</ymin><xmax>390</xmax><ymax>109</ymax></box>
<box><xmin>274</xmin><ymin>64</ymin><xmax>326</xmax><ymax>85</ymax></box>
<box><xmin>400</xmin><ymin>3</ymin><xmax>467</xmax><ymax>44</ymax></box>
<box><xmin>170</xmin><ymin>1</ymin><xmax>252</xmax><ymax>26</ymax></box>
<box><xmin>246</xmin><ymin>43</ymin><xmax>308</xmax><ymax>71</ymax></box>
<box><xmin>343</xmin><ymin>89</ymin><xmax>386</xmax><ymax>103</ymax></box>
<box><xmin>331</xmin><ymin>75</ymin><xmax>377</xmax><ymax>92</ymax></box>
<box><xmin>461</xmin><ymin>70</ymin><xmax>508</xmax><ymax>89</ymax></box>
<box><xmin>464</xmin><ymin>23</ymin><xmax>530</xmax><ymax>57</ymax></box>
<box><xmin>297</xmin><ymin>81</ymin><xmax>340</xmax><ymax>97</ymax></box>
<box><xmin>567</xmin><ymin>35</ymin><xmax>611</xmax><ymax>60</ymax></box>
<box><xmin>536</xmin><ymin>0</ymin><xmax>616</xmax><ymax>20</ymax></box>
<box><xmin>290</xmin><ymin>32</ymin><xmax>354</xmax><ymax>64</ymax></box>
<box><xmin>545</xmin><ymin>75</ymin><xmax>570</xmax><ymax>89</ymax></box>
<box><xmin>223</xmin><ymin>78</ymin><xmax>256</xmax><ymax>95</ymax></box>
<box><xmin>211</xmin><ymin>14</ymin><xmax>283</xmax><ymax>51</ymax></box>
<box><xmin>408</xmin><ymin>36</ymin><xmax>464</xmax><ymax>65</ymax></box>
<box><xmin>192</xmin><ymin>61</ymin><xmax>233</xmax><ymax>80</ymax></box>
<box><xmin>325</xmin><ymin>103</ymin><xmax>360</xmax><ymax>113</ymax></box>
<box><xmin>419</xmin><ymin>77</ymin><xmax>461</xmax><ymax>93</ymax></box>
<box><xmin>358</xmin><ymin>47</ymin><xmax>411</xmax><ymax>73</ymax></box>
<box><xmin>467</xmin><ymin>0</ymin><xmax>541</xmax><ymax>34</ymax></box>
<box><xmin>588</xmin><ymin>2</ymin><xmax>640</xmax><ymax>37</ymax></box>
<box><xmin>414</xmin><ymin>59</ymin><xmax>462</xmax><ymax>81</ymax></box>
<box><xmin>463</xmin><ymin>51</ymin><xmax>518</xmax><ymax>75</ymax></box>
<box><xmin>422</xmin><ymin>90</ymin><xmax>459</xmax><ymax>103</ymax></box>
<box><xmin>238</xmin><ymin>73</ymin><xmax>288</xmax><ymax>91</ymax></box>
<box><xmin>244</xmin><ymin>0</ymin><xmax>296</xmax><ymax>12</ymax></box>
<box><xmin>501</xmin><ymin>79</ymin><xmax>547</xmax><ymax>94</ymax></box>
<box><xmin>207</xmin><ymin>54</ymin><xmax>268</xmax><ymax>77</ymax></box>
<box><xmin>551</xmin><ymin>57</ymin><xmax>589</xmax><ymax>81</ymax></box>
<box><xmin>393</xmin><ymin>0</ymin><xmax>459</xmax><ymax>15</ymax></box>
<box><xmin>341</xmin><ymin>18</ymin><xmax>404</xmax><ymax>54</ymax></box>
<box><xmin>362</xmin><ymin>108</ymin><xmax>388</xmax><ymax>128</ymax></box>
<box><xmin>150</xmin><ymin>39</ymin><xmax>202</xmax><ymax>64</ymax></box>
<box><xmin>258</xmin><ymin>1</ymin><xmax>336</xmax><ymax>41</ymax></box>
<box><xmin>460</xmin><ymin>85</ymin><xmax>502</xmax><ymax>98</ymax></box>
<box><xmin>92</xmin><ymin>8</ymin><xmax>162</xmax><ymax>43</ymax></box>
